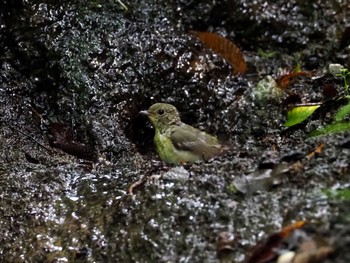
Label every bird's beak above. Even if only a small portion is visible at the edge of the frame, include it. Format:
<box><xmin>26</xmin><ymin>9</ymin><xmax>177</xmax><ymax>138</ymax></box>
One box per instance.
<box><xmin>139</xmin><ymin>110</ymin><xmax>149</xmax><ymax>116</ymax></box>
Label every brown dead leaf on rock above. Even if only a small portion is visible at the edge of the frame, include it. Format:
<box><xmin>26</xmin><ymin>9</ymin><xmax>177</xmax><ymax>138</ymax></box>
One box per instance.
<box><xmin>190</xmin><ymin>31</ymin><xmax>247</xmax><ymax>75</ymax></box>
<box><xmin>276</xmin><ymin>71</ymin><xmax>311</xmax><ymax>90</ymax></box>
<box><xmin>48</xmin><ymin>123</ymin><xmax>97</xmax><ymax>161</ymax></box>
<box><xmin>245</xmin><ymin>221</ymin><xmax>306</xmax><ymax>263</ymax></box>
<box><xmin>307</xmin><ymin>143</ymin><xmax>325</xmax><ymax>160</ymax></box>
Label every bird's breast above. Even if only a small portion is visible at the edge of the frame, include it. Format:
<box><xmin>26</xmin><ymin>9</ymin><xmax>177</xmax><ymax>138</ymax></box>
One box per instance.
<box><xmin>154</xmin><ymin>130</ymin><xmax>201</xmax><ymax>164</ymax></box>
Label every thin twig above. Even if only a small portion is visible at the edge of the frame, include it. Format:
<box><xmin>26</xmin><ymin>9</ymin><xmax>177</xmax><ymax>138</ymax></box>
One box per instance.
<box><xmin>9</xmin><ymin>125</ymin><xmax>52</xmax><ymax>152</ymax></box>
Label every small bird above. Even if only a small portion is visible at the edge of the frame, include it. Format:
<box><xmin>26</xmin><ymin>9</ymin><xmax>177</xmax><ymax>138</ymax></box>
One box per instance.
<box><xmin>140</xmin><ymin>103</ymin><xmax>226</xmax><ymax>164</ymax></box>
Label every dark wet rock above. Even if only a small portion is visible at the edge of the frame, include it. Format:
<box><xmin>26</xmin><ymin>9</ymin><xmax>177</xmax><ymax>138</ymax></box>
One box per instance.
<box><xmin>1</xmin><ymin>0</ymin><xmax>350</xmax><ymax>262</ymax></box>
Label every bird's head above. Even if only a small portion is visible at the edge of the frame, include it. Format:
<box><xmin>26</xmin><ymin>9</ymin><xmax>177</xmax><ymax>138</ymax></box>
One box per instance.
<box><xmin>140</xmin><ymin>103</ymin><xmax>181</xmax><ymax>130</ymax></box>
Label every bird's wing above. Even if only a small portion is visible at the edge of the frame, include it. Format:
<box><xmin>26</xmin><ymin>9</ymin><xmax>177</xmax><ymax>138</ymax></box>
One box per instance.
<box><xmin>169</xmin><ymin>124</ymin><xmax>222</xmax><ymax>161</ymax></box>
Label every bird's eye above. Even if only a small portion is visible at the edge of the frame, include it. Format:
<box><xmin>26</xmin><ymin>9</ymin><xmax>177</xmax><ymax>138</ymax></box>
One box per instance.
<box><xmin>157</xmin><ymin>109</ymin><xmax>165</xmax><ymax>115</ymax></box>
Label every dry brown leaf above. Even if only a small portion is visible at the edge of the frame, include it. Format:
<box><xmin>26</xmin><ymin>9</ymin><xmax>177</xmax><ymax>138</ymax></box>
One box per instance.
<box><xmin>190</xmin><ymin>31</ymin><xmax>247</xmax><ymax>75</ymax></box>
<box><xmin>276</xmin><ymin>71</ymin><xmax>310</xmax><ymax>90</ymax></box>
<box><xmin>48</xmin><ymin>123</ymin><xmax>97</xmax><ymax>161</ymax></box>
<box><xmin>245</xmin><ymin>232</ymin><xmax>282</xmax><ymax>263</ymax></box>
<box><xmin>245</xmin><ymin>221</ymin><xmax>306</xmax><ymax>263</ymax></box>
<box><xmin>307</xmin><ymin>144</ymin><xmax>325</xmax><ymax>160</ymax></box>
<box><xmin>216</xmin><ymin>231</ymin><xmax>236</xmax><ymax>258</ymax></box>
<box><xmin>292</xmin><ymin>246</ymin><xmax>334</xmax><ymax>263</ymax></box>
<box><xmin>279</xmin><ymin>221</ymin><xmax>306</xmax><ymax>238</ymax></box>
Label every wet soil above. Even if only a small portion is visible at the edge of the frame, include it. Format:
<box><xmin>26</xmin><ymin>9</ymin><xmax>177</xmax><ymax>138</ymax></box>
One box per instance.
<box><xmin>0</xmin><ymin>0</ymin><xmax>350</xmax><ymax>262</ymax></box>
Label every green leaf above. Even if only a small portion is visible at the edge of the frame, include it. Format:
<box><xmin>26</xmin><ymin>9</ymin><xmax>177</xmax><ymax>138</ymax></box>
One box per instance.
<box><xmin>284</xmin><ymin>105</ymin><xmax>320</xmax><ymax>127</ymax></box>
<box><xmin>309</xmin><ymin>122</ymin><xmax>350</xmax><ymax>137</ymax></box>
<box><xmin>323</xmin><ymin>188</ymin><xmax>350</xmax><ymax>201</ymax></box>
<box><xmin>295</xmin><ymin>63</ymin><xmax>301</xmax><ymax>72</ymax></box>
<box><xmin>335</xmin><ymin>102</ymin><xmax>350</xmax><ymax>122</ymax></box>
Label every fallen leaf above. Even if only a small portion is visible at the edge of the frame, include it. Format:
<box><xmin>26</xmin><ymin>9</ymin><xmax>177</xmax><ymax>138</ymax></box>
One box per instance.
<box><xmin>292</xmin><ymin>246</ymin><xmax>334</xmax><ymax>263</ymax></box>
<box><xmin>190</xmin><ymin>31</ymin><xmax>247</xmax><ymax>75</ymax></box>
<box><xmin>216</xmin><ymin>231</ymin><xmax>236</xmax><ymax>259</ymax></box>
<box><xmin>284</xmin><ymin>104</ymin><xmax>320</xmax><ymax>127</ymax></box>
<box><xmin>246</xmin><ymin>222</ymin><xmax>334</xmax><ymax>263</ymax></box>
<box><xmin>277</xmin><ymin>71</ymin><xmax>310</xmax><ymax>90</ymax></box>
<box><xmin>279</xmin><ymin>221</ymin><xmax>306</xmax><ymax>238</ymax></box>
<box><xmin>48</xmin><ymin>123</ymin><xmax>97</xmax><ymax>161</ymax></box>
<box><xmin>307</xmin><ymin>144</ymin><xmax>325</xmax><ymax>160</ymax></box>
<box><xmin>245</xmin><ymin>232</ymin><xmax>283</xmax><ymax>263</ymax></box>
<box><xmin>245</xmin><ymin>221</ymin><xmax>305</xmax><ymax>263</ymax></box>
<box><xmin>233</xmin><ymin>163</ymin><xmax>289</xmax><ymax>194</ymax></box>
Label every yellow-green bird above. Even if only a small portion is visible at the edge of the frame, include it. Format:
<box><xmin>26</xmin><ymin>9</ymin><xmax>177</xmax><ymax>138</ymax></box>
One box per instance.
<box><xmin>140</xmin><ymin>103</ymin><xmax>226</xmax><ymax>164</ymax></box>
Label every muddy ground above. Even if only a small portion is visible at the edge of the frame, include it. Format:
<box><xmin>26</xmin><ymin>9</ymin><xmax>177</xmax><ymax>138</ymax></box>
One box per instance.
<box><xmin>0</xmin><ymin>0</ymin><xmax>350</xmax><ymax>262</ymax></box>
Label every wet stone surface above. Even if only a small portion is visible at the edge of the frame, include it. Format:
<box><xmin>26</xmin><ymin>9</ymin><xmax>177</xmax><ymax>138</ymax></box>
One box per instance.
<box><xmin>0</xmin><ymin>0</ymin><xmax>350</xmax><ymax>262</ymax></box>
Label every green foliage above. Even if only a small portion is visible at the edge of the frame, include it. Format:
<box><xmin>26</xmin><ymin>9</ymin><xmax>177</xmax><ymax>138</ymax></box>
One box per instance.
<box><xmin>335</xmin><ymin>102</ymin><xmax>350</xmax><ymax>122</ymax></box>
<box><xmin>309</xmin><ymin>122</ymin><xmax>350</xmax><ymax>137</ymax></box>
<box><xmin>284</xmin><ymin>105</ymin><xmax>320</xmax><ymax>127</ymax></box>
<box><xmin>308</xmin><ymin>67</ymin><xmax>350</xmax><ymax>137</ymax></box>
<box><xmin>309</xmin><ymin>101</ymin><xmax>350</xmax><ymax>137</ymax></box>
<box><xmin>309</xmin><ymin>99</ymin><xmax>350</xmax><ymax>137</ymax></box>
<box><xmin>257</xmin><ymin>48</ymin><xmax>278</xmax><ymax>59</ymax></box>
<box><xmin>323</xmin><ymin>188</ymin><xmax>350</xmax><ymax>201</ymax></box>
<box><xmin>337</xmin><ymin>68</ymin><xmax>350</xmax><ymax>96</ymax></box>
<box><xmin>227</xmin><ymin>183</ymin><xmax>238</xmax><ymax>194</ymax></box>
<box><xmin>294</xmin><ymin>63</ymin><xmax>301</xmax><ymax>73</ymax></box>
<box><xmin>287</xmin><ymin>66</ymin><xmax>350</xmax><ymax>134</ymax></box>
